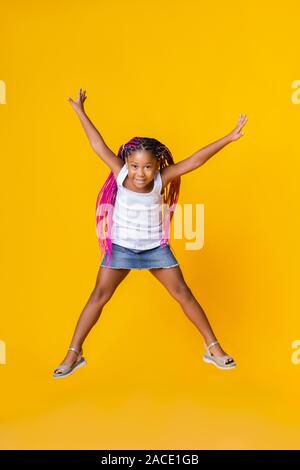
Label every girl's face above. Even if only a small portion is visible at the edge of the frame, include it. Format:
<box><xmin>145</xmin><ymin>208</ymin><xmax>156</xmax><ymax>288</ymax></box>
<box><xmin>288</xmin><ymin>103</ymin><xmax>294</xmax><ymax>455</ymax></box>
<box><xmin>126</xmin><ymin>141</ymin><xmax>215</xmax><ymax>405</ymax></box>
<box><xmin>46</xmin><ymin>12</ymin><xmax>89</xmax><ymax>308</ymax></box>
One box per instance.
<box><xmin>126</xmin><ymin>150</ymin><xmax>160</xmax><ymax>190</ymax></box>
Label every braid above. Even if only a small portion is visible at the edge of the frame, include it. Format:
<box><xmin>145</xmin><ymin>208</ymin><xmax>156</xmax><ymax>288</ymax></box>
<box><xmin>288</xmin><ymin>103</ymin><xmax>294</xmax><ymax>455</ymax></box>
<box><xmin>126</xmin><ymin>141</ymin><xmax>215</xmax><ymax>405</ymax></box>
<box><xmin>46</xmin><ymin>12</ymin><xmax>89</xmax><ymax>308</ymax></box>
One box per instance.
<box><xmin>95</xmin><ymin>137</ymin><xmax>181</xmax><ymax>265</ymax></box>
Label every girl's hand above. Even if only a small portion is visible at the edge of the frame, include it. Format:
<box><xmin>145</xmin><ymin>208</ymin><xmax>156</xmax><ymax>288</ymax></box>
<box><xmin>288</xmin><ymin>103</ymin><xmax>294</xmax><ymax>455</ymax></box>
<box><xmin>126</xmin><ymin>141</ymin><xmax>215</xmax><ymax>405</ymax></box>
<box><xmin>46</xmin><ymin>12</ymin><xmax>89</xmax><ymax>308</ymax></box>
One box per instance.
<box><xmin>228</xmin><ymin>114</ymin><xmax>248</xmax><ymax>142</ymax></box>
<box><xmin>67</xmin><ymin>88</ymin><xmax>87</xmax><ymax>113</ymax></box>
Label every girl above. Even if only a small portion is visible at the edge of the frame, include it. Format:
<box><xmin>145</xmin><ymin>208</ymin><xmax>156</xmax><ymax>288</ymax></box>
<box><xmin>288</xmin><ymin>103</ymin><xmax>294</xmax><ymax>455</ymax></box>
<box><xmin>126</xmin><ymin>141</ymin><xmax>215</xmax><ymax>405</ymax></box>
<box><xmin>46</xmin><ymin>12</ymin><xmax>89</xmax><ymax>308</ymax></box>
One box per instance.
<box><xmin>53</xmin><ymin>88</ymin><xmax>248</xmax><ymax>378</ymax></box>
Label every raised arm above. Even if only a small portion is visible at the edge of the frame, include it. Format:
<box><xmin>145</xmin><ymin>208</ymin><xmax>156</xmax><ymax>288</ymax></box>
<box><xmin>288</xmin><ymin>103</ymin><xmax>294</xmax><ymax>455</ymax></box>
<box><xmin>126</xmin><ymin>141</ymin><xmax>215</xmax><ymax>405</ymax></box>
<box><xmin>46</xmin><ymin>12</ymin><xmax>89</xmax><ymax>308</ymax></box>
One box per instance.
<box><xmin>68</xmin><ymin>88</ymin><xmax>123</xmax><ymax>177</ymax></box>
<box><xmin>160</xmin><ymin>114</ymin><xmax>248</xmax><ymax>188</ymax></box>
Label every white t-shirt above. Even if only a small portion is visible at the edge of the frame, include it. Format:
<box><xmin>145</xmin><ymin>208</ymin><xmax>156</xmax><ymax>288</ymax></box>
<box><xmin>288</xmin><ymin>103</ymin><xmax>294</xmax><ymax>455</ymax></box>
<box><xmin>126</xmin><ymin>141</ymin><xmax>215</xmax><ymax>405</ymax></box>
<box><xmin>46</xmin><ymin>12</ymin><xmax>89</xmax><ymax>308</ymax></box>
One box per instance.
<box><xmin>111</xmin><ymin>164</ymin><xmax>164</xmax><ymax>250</ymax></box>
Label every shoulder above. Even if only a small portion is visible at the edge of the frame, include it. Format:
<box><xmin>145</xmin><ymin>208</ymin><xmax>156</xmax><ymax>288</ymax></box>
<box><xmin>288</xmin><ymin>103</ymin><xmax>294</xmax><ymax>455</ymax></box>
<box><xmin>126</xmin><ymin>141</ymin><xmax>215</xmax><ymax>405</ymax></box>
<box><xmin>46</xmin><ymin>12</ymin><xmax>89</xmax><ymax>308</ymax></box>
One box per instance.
<box><xmin>159</xmin><ymin>167</ymin><xmax>170</xmax><ymax>191</ymax></box>
<box><xmin>160</xmin><ymin>164</ymin><xmax>183</xmax><ymax>190</ymax></box>
<box><xmin>113</xmin><ymin>162</ymin><xmax>126</xmax><ymax>181</ymax></box>
<box><xmin>155</xmin><ymin>170</ymin><xmax>164</xmax><ymax>195</ymax></box>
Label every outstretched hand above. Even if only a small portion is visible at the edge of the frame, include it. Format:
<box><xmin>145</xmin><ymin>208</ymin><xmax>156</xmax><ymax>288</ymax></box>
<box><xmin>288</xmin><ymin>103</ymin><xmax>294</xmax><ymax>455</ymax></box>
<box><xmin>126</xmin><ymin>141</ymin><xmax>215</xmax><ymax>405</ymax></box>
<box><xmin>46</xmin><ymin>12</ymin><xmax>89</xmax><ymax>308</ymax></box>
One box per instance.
<box><xmin>228</xmin><ymin>114</ymin><xmax>248</xmax><ymax>141</ymax></box>
<box><xmin>67</xmin><ymin>88</ymin><xmax>87</xmax><ymax>113</ymax></box>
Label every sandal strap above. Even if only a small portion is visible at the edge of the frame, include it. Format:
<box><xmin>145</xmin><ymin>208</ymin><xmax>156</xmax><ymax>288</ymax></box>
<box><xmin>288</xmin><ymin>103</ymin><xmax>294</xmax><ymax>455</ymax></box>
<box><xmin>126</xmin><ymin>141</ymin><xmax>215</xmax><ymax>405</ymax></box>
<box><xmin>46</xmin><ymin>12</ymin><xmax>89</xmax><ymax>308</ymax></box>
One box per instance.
<box><xmin>54</xmin><ymin>364</ymin><xmax>71</xmax><ymax>372</ymax></box>
<box><xmin>215</xmin><ymin>355</ymin><xmax>235</xmax><ymax>366</ymax></box>
<box><xmin>68</xmin><ymin>346</ymin><xmax>81</xmax><ymax>355</ymax></box>
<box><xmin>206</xmin><ymin>340</ymin><xmax>219</xmax><ymax>351</ymax></box>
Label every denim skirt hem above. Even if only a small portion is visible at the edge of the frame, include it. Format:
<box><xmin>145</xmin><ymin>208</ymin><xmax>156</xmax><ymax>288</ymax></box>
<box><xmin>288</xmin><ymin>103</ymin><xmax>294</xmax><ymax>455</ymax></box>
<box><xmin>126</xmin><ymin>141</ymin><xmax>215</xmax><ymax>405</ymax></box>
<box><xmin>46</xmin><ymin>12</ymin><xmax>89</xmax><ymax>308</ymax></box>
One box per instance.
<box><xmin>100</xmin><ymin>243</ymin><xmax>179</xmax><ymax>270</ymax></box>
<box><xmin>101</xmin><ymin>263</ymin><xmax>179</xmax><ymax>270</ymax></box>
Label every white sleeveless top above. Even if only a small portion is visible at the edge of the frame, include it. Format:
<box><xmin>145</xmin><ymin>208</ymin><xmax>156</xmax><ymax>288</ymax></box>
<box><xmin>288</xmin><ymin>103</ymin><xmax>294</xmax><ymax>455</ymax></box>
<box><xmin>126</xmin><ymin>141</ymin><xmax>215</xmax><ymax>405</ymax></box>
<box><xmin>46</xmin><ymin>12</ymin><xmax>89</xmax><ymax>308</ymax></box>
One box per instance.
<box><xmin>111</xmin><ymin>164</ymin><xmax>164</xmax><ymax>250</ymax></box>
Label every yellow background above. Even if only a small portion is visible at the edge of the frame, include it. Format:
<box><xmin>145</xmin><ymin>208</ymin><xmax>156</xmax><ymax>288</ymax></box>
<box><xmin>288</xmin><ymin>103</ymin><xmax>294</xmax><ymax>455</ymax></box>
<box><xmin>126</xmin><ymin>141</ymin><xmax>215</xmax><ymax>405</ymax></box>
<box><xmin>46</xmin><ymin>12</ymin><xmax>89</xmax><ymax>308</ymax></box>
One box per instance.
<box><xmin>1</xmin><ymin>0</ymin><xmax>299</xmax><ymax>449</ymax></box>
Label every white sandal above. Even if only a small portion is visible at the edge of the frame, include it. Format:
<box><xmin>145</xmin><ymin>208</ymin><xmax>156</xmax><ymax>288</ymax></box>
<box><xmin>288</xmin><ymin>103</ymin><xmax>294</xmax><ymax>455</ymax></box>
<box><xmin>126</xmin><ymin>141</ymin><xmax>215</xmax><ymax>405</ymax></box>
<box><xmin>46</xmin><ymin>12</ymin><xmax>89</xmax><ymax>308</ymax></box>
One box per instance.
<box><xmin>203</xmin><ymin>340</ymin><xmax>236</xmax><ymax>370</ymax></box>
<box><xmin>53</xmin><ymin>346</ymin><xmax>87</xmax><ymax>379</ymax></box>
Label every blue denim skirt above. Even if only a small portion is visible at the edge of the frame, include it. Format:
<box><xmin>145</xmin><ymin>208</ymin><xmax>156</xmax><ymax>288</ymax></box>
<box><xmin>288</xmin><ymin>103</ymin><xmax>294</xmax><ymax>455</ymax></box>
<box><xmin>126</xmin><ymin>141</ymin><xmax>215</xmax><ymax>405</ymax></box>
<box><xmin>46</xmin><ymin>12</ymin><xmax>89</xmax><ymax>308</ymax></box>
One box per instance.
<box><xmin>100</xmin><ymin>243</ymin><xmax>179</xmax><ymax>270</ymax></box>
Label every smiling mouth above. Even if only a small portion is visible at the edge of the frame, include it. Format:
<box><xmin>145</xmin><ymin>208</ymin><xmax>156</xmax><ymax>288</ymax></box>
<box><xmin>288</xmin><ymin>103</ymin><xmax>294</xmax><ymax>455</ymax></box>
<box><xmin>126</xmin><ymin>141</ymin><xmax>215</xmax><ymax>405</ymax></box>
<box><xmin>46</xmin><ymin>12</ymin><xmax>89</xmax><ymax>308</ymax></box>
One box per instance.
<box><xmin>135</xmin><ymin>179</ymin><xmax>146</xmax><ymax>183</ymax></box>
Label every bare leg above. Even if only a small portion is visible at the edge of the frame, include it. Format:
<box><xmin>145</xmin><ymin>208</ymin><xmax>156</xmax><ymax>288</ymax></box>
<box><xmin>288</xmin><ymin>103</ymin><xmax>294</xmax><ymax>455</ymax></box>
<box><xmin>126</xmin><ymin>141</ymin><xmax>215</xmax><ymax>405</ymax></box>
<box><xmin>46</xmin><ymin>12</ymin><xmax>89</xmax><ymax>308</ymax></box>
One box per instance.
<box><xmin>149</xmin><ymin>265</ymin><xmax>230</xmax><ymax>357</ymax></box>
<box><xmin>54</xmin><ymin>267</ymin><xmax>130</xmax><ymax>372</ymax></box>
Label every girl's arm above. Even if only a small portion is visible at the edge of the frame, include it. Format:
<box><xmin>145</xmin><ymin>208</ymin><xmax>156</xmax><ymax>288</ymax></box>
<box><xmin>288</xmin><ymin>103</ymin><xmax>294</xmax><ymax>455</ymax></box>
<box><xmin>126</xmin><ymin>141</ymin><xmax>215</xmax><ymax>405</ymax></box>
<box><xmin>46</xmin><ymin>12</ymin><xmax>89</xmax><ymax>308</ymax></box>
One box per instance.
<box><xmin>68</xmin><ymin>88</ymin><xmax>123</xmax><ymax>176</ymax></box>
<box><xmin>161</xmin><ymin>114</ymin><xmax>248</xmax><ymax>187</ymax></box>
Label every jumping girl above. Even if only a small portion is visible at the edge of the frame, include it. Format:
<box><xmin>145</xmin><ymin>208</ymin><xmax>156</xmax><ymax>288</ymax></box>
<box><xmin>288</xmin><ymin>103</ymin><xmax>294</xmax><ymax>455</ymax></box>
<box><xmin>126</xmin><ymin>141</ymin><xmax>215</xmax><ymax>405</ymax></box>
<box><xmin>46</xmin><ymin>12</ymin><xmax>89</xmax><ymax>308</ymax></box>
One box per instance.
<box><xmin>53</xmin><ymin>88</ymin><xmax>248</xmax><ymax>378</ymax></box>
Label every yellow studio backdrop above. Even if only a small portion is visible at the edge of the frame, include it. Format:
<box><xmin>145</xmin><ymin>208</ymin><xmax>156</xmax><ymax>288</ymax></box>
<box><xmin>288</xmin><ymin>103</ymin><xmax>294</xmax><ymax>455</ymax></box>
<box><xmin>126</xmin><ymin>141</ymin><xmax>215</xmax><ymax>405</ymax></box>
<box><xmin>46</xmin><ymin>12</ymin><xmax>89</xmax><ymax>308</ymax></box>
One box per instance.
<box><xmin>0</xmin><ymin>0</ymin><xmax>299</xmax><ymax>450</ymax></box>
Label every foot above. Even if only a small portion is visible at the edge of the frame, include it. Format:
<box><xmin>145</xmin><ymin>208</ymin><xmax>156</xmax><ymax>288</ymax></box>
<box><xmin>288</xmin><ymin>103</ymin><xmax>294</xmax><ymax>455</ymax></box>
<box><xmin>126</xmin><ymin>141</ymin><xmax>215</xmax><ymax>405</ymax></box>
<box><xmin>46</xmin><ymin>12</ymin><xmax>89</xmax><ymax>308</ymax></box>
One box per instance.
<box><xmin>205</xmin><ymin>341</ymin><xmax>230</xmax><ymax>358</ymax></box>
<box><xmin>203</xmin><ymin>340</ymin><xmax>236</xmax><ymax>369</ymax></box>
<box><xmin>53</xmin><ymin>348</ymin><xmax>83</xmax><ymax>375</ymax></box>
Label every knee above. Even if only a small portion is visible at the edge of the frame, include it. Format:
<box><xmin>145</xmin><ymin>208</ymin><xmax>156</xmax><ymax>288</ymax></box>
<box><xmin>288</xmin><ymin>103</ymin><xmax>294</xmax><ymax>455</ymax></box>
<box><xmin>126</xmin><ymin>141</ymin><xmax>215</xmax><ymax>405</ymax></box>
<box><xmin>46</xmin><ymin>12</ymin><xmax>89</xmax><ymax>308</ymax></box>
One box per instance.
<box><xmin>172</xmin><ymin>283</ymin><xmax>193</xmax><ymax>303</ymax></box>
<box><xmin>90</xmin><ymin>287</ymin><xmax>113</xmax><ymax>305</ymax></box>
